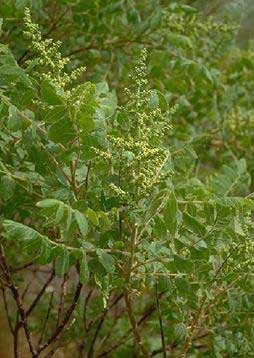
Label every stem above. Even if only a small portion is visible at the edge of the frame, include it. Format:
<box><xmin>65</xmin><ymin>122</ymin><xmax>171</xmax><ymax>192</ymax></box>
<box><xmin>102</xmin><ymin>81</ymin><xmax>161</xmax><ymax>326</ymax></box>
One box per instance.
<box><xmin>122</xmin><ymin>223</ymin><xmax>150</xmax><ymax>357</ymax></box>
<box><xmin>98</xmin><ymin>294</ymin><xmax>163</xmax><ymax>357</ymax></box>
<box><xmin>38</xmin><ymin>280</ymin><xmax>83</xmax><ymax>353</ymax></box>
<box><xmin>38</xmin><ymin>291</ymin><xmax>55</xmax><ymax>347</ymax></box>
<box><xmin>57</xmin><ymin>274</ymin><xmax>68</xmax><ymax>326</ymax></box>
<box><xmin>26</xmin><ymin>271</ymin><xmax>54</xmax><ymax>317</ymax></box>
<box><xmin>87</xmin><ymin>309</ymin><xmax>107</xmax><ymax>358</ymax></box>
<box><xmin>0</xmin><ymin>245</ymin><xmax>38</xmax><ymax>357</ymax></box>
<box><xmin>124</xmin><ymin>291</ymin><xmax>150</xmax><ymax>358</ymax></box>
<box><xmin>70</xmin><ymin>160</ymin><xmax>79</xmax><ymax>196</ymax></box>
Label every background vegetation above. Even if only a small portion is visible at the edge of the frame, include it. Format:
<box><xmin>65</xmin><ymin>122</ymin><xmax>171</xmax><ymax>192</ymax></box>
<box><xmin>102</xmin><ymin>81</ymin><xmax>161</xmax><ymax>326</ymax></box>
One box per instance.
<box><xmin>1</xmin><ymin>1</ymin><xmax>254</xmax><ymax>357</ymax></box>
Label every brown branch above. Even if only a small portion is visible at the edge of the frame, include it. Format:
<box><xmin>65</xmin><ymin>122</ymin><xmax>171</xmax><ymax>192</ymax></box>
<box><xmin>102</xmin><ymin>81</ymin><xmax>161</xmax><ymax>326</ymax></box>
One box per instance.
<box><xmin>11</xmin><ymin>261</ymin><xmax>34</xmax><ymax>272</ymax></box>
<box><xmin>77</xmin><ymin>289</ymin><xmax>93</xmax><ymax>356</ymax></box>
<box><xmin>124</xmin><ymin>291</ymin><xmax>150</xmax><ymax>357</ymax></box>
<box><xmin>77</xmin><ymin>160</ymin><xmax>92</xmax><ymax>194</ymax></box>
<box><xmin>83</xmin><ymin>289</ymin><xmax>93</xmax><ymax>332</ymax></box>
<box><xmin>98</xmin><ymin>292</ymin><xmax>164</xmax><ymax>357</ymax></box>
<box><xmin>38</xmin><ymin>280</ymin><xmax>83</xmax><ymax>354</ymax></box>
<box><xmin>0</xmin><ymin>245</ymin><xmax>38</xmax><ymax>357</ymax></box>
<box><xmin>26</xmin><ymin>271</ymin><xmax>55</xmax><ymax>317</ymax></box>
<box><xmin>21</xmin><ymin>276</ymin><xmax>34</xmax><ymax>300</ymax></box>
<box><xmin>87</xmin><ymin>292</ymin><xmax>124</xmax><ymax>356</ymax></box>
<box><xmin>87</xmin><ymin>309</ymin><xmax>107</xmax><ymax>358</ymax></box>
<box><xmin>38</xmin><ymin>291</ymin><xmax>55</xmax><ymax>347</ymax></box>
<box><xmin>56</xmin><ymin>274</ymin><xmax>68</xmax><ymax>327</ymax></box>
<box><xmin>96</xmin><ymin>309</ymin><xmax>125</xmax><ymax>355</ymax></box>
<box><xmin>67</xmin><ymin>38</ymin><xmax>153</xmax><ymax>58</ymax></box>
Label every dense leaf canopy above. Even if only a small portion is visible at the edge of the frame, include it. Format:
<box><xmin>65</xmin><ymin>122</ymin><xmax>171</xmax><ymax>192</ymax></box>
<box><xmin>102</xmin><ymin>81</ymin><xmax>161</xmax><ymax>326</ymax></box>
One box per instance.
<box><xmin>1</xmin><ymin>1</ymin><xmax>254</xmax><ymax>357</ymax></box>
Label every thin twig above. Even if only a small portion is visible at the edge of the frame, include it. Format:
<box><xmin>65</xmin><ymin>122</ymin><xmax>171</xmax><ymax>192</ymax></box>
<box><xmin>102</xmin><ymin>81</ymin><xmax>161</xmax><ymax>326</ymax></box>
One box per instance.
<box><xmin>124</xmin><ymin>291</ymin><xmax>150</xmax><ymax>357</ymax></box>
<box><xmin>38</xmin><ymin>280</ymin><xmax>83</xmax><ymax>353</ymax></box>
<box><xmin>0</xmin><ymin>245</ymin><xmax>38</xmax><ymax>357</ymax></box>
<box><xmin>38</xmin><ymin>291</ymin><xmax>55</xmax><ymax>347</ymax></box>
<box><xmin>98</xmin><ymin>294</ymin><xmax>163</xmax><ymax>357</ymax></box>
<box><xmin>26</xmin><ymin>271</ymin><xmax>55</xmax><ymax>317</ymax></box>
<box><xmin>87</xmin><ymin>309</ymin><xmax>107</xmax><ymax>358</ymax></box>
<box><xmin>57</xmin><ymin>274</ymin><xmax>68</xmax><ymax>327</ymax></box>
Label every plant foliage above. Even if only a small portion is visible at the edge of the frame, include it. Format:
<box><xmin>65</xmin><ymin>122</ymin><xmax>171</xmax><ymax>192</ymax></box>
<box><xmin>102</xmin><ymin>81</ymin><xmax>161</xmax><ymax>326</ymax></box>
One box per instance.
<box><xmin>1</xmin><ymin>2</ymin><xmax>254</xmax><ymax>357</ymax></box>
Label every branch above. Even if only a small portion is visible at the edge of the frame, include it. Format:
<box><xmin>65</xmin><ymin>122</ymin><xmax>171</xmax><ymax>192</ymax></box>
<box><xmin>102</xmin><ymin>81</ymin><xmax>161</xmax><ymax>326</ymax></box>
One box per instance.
<box><xmin>56</xmin><ymin>274</ymin><xmax>68</xmax><ymax>327</ymax></box>
<box><xmin>98</xmin><ymin>294</ymin><xmax>163</xmax><ymax>357</ymax></box>
<box><xmin>0</xmin><ymin>245</ymin><xmax>38</xmax><ymax>357</ymax></box>
<box><xmin>38</xmin><ymin>291</ymin><xmax>55</xmax><ymax>347</ymax></box>
<box><xmin>87</xmin><ymin>309</ymin><xmax>107</xmax><ymax>358</ymax></box>
<box><xmin>26</xmin><ymin>271</ymin><xmax>55</xmax><ymax>317</ymax></box>
<box><xmin>38</xmin><ymin>280</ymin><xmax>83</xmax><ymax>353</ymax></box>
<box><xmin>124</xmin><ymin>291</ymin><xmax>150</xmax><ymax>357</ymax></box>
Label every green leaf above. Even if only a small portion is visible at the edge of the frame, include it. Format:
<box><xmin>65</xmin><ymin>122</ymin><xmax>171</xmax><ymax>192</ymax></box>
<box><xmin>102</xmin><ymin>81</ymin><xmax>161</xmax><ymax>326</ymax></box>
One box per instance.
<box><xmin>36</xmin><ymin>199</ymin><xmax>60</xmax><ymax>208</ymax></box>
<box><xmin>86</xmin><ymin>208</ymin><xmax>99</xmax><ymax>226</ymax></box>
<box><xmin>7</xmin><ymin>105</ymin><xmax>22</xmax><ymax>131</ymax></box>
<box><xmin>66</xmin><ymin>206</ymin><xmax>73</xmax><ymax>233</ymax></box>
<box><xmin>3</xmin><ymin>220</ymin><xmax>45</xmax><ymax>255</ymax></box>
<box><xmin>55</xmin><ymin>202</ymin><xmax>65</xmax><ymax>224</ymax></box>
<box><xmin>55</xmin><ymin>246</ymin><xmax>69</xmax><ymax>276</ymax></box>
<box><xmin>174</xmin><ymin>255</ymin><xmax>193</xmax><ymax>273</ymax></box>
<box><xmin>148</xmin><ymin>90</ymin><xmax>168</xmax><ymax>112</ymax></box>
<box><xmin>168</xmin><ymin>33</ymin><xmax>193</xmax><ymax>49</ymax></box>
<box><xmin>0</xmin><ymin>175</ymin><xmax>16</xmax><ymax>201</ymax></box>
<box><xmin>174</xmin><ymin>322</ymin><xmax>187</xmax><ymax>340</ymax></box>
<box><xmin>175</xmin><ymin>277</ymin><xmax>190</xmax><ymax>295</ymax></box>
<box><xmin>41</xmin><ymin>80</ymin><xmax>65</xmax><ymax>105</ymax></box>
<box><xmin>149</xmin><ymin>90</ymin><xmax>159</xmax><ymax>109</ymax></box>
<box><xmin>210</xmin><ymin>159</ymin><xmax>249</xmax><ymax>196</ymax></box>
<box><xmin>79</xmin><ymin>251</ymin><xmax>89</xmax><ymax>284</ymax></box>
<box><xmin>180</xmin><ymin>4</ymin><xmax>197</xmax><ymax>13</ymax></box>
<box><xmin>37</xmin><ymin>238</ymin><xmax>52</xmax><ymax>264</ymax></box>
<box><xmin>183</xmin><ymin>212</ymin><xmax>206</xmax><ymax>236</ymax></box>
<box><xmin>44</xmin><ymin>105</ymin><xmax>67</xmax><ymax>123</ymax></box>
<box><xmin>3</xmin><ymin>220</ymin><xmax>41</xmax><ymax>241</ymax></box>
<box><xmin>0</xmin><ymin>44</ymin><xmax>17</xmax><ymax>66</ymax></box>
<box><xmin>96</xmin><ymin>249</ymin><xmax>115</xmax><ymax>274</ymax></box>
<box><xmin>48</xmin><ymin>117</ymin><xmax>76</xmax><ymax>144</ymax></box>
<box><xmin>74</xmin><ymin>210</ymin><xmax>88</xmax><ymax>238</ymax></box>
<box><xmin>0</xmin><ymin>18</ymin><xmax>3</xmax><ymax>36</ymax></box>
<box><xmin>163</xmin><ymin>191</ymin><xmax>178</xmax><ymax>235</ymax></box>
<box><xmin>0</xmin><ymin>47</ymin><xmax>32</xmax><ymax>86</ymax></box>
<box><xmin>73</xmin><ymin>83</ymin><xmax>97</xmax><ymax>133</ymax></box>
<box><xmin>98</xmin><ymin>211</ymin><xmax>110</xmax><ymax>228</ymax></box>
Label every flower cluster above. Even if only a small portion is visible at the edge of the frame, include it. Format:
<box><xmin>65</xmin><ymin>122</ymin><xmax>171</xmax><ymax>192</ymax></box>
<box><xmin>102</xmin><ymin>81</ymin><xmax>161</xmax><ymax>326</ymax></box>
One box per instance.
<box><xmin>163</xmin><ymin>9</ymin><xmax>237</xmax><ymax>38</ymax></box>
<box><xmin>104</xmin><ymin>49</ymin><xmax>174</xmax><ymax>202</ymax></box>
<box><xmin>23</xmin><ymin>8</ymin><xmax>86</xmax><ymax>88</ymax></box>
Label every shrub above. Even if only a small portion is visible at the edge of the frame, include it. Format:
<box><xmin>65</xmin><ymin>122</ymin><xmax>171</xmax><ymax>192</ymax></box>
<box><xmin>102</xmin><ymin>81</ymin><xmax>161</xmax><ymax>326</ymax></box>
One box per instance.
<box><xmin>1</xmin><ymin>3</ymin><xmax>254</xmax><ymax>357</ymax></box>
